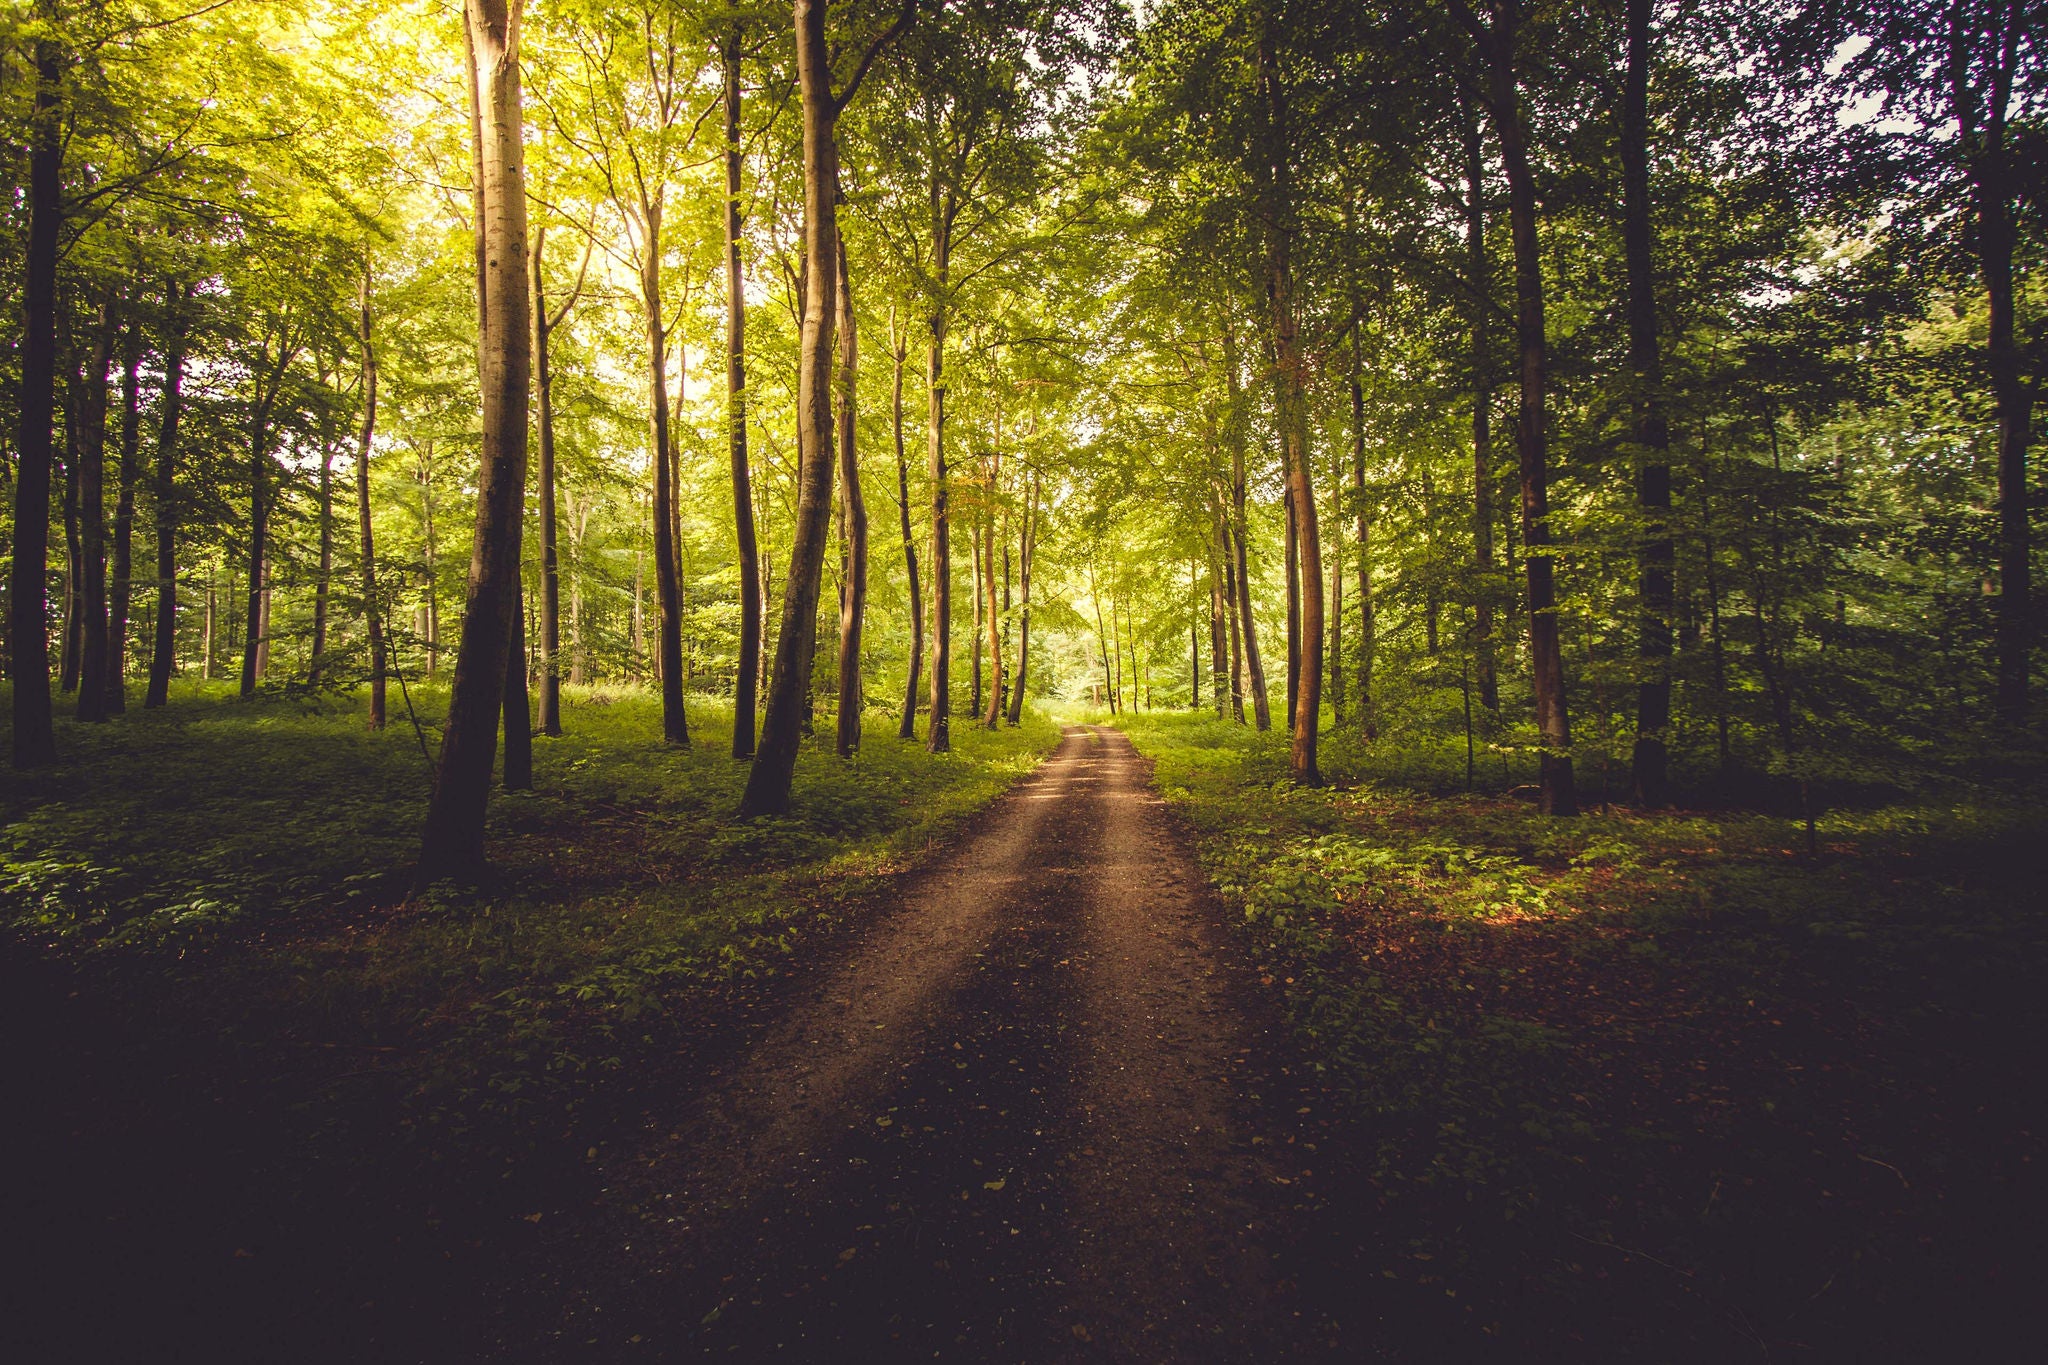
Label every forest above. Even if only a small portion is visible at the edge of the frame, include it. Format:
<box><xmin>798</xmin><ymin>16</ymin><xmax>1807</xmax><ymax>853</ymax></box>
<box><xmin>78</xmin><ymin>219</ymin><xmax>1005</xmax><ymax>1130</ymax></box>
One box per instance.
<box><xmin>2</xmin><ymin>0</ymin><xmax>2044</xmax><ymax>1359</ymax></box>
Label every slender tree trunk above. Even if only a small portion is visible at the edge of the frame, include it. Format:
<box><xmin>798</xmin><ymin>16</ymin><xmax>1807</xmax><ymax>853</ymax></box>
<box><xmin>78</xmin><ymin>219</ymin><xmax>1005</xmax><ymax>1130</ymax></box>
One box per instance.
<box><xmin>893</xmin><ymin>310</ymin><xmax>923</xmax><ymax>738</ymax></box>
<box><xmin>311</xmin><ymin>406</ymin><xmax>334</xmax><ymax>684</ymax></box>
<box><xmin>75</xmin><ymin>300</ymin><xmax>114</xmax><ymax>723</ymax></box>
<box><xmin>1350</xmin><ymin>329</ymin><xmax>1376</xmax><ymax>738</ymax></box>
<box><xmin>1623</xmin><ymin>0</ymin><xmax>1673</xmax><ymax>805</ymax></box>
<box><xmin>1328</xmin><ymin>444</ymin><xmax>1344</xmax><ymax>725</ymax></box>
<box><xmin>107</xmin><ymin>314</ymin><xmax>141</xmax><ymax>713</ymax></box>
<box><xmin>1006</xmin><ymin>475</ymin><xmax>1034</xmax><ymax>725</ymax></box>
<box><xmin>970</xmin><ymin>505</ymin><xmax>984</xmax><ymax>720</ymax></box>
<box><xmin>1208</xmin><ymin>506</ymin><xmax>1228</xmax><ymax>718</ymax></box>
<box><xmin>641</xmin><ymin>217</ymin><xmax>688</xmax><ymax>744</ymax></box>
<box><xmin>1284</xmin><ymin>481</ymin><xmax>1300</xmax><ymax>729</ymax></box>
<box><xmin>418</xmin><ymin>0</ymin><xmax>532</xmax><ymax>880</ymax></box>
<box><xmin>1224</xmin><ymin>324</ymin><xmax>1271</xmax><ymax>731</ymax></box>
<box><xmin>1221</xmin><ymin>509</ymin><xmax>1245</xmax><ymax>722</ymax></box>
<box><xmin>1260</xmin><ymin>29</ymin><xmax>1321</xmax><ymax>782</ymax></box>
<box><xmin>62</xmin><ymin>426</ymin><xmax>80</xmax><ymax>696</ymax></box>
<box><xmin>239</xmin><ymin>402</ymin><xmax>272</xmax><ymax>701</ymax></box>
<box><xmin>1481</xmin><ymin>11</ymin><xmax>1576</xmax><ymax>814</ymax></box>
<box><xmin>356</xmin><ymin>272</ymin><xmax>387</xmax><ymax>729</ymax></box>
<box><xmin>202</xmin><ymin>573</ymin><xmax>215</xmax><ymax>681</ymax></box>
<box><xmin>834</xmin><ymin>228</ymin><xmax>867</xmax><ymax>758</ymax></box>
<box><xmin>983</xmin><ymin>434</ymin><xmax>1003</xmax><ymax>729</ymax></box>
<box><xmin>1463</xmin><ymin>111</ymin><xmax>1500</xmax><ymax>714</ymax></box>
<box><xmin>146</xmin><ymin>283</ymin><xmax>190</xmax><ymax>709</ymax></box>
<box><xmin>1091</xmin><ymin>560</ymin><xmax>1115</xmax><ymax>712</ymax></box>
<box><xmin>726</xmin><ymin>31</ymin><xmax>763</xmax><ymax>757</ymax></box>
<box><xmin>531</xmin><ymin>224</ymin><xmax>566</xmax><ymax>736</ymax></box>
<box><xmin>739</xmin><ymin>0</ymin><xmax>845</xmax><ymax>815</ymax></box>
<box><xmin>8</xmin><ymin>19</ymin><xmax>61</xmax><ymax>766</ymax></box>
<box><xmin>503</xmin><ymin>592</ymin><xmax>532</xmax><ymax>790</ymax></box>
<box><xmin>926</xmin><ymin>251</ymin><xmax>953</xmax><ymax>754</ymax></box>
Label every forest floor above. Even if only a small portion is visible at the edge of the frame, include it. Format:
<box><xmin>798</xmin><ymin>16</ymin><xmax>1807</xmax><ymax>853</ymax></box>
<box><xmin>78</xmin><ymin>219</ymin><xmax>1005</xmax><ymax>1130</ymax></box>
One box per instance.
<box><xmin>5</xmin><ymin>691</ymin><xmax>2046</xmax><ymax>1362</ymax></box>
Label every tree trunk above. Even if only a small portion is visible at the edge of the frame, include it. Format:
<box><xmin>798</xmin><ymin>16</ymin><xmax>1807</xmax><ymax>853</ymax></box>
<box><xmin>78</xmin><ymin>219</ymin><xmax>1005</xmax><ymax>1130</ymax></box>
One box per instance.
<box><xmin>1328</xmin><ymin>445</ymin><xmax>1344</xmax><ymax>725</ymax></box>
<box><xmin>1221</xmin><ymin>508</ymin><xmax>1245</xmax><ymax>722</ymax></box>
<box><xmin>893</xmin><ymin>309</ymin><xmax>923</xmax><ymax>739</ymax></box>
<box><xmin>356</xmin><ymin>271</ymin><xmax>387</xmax><ymax>729</ymax></box>
<box><xmin>62</xmin><ymin>425</ymin><xmax>80</xmax><ymax>696</ymax></box>
<box><xmin>503</xmin><ymin>594</ymin><xmax>532</xmax><ymax>790</ymax></box>
<box><xmin>531</xmin><ymin>223</ymin><xmax>565</xmax><ymax>736</ymax></box>
<box><xmin>1260</xmin><ymin>30</ymin><xmax>1321</xmax><ymax>783</ymax></box>
<box><xmin>982</xmin><ymin>431</ymin><xmax>1003</xmax><ymax>730</ymax></box>
<box><xmin>1208</xmin><ymin>504</ymin><xmax>1228</xmax><ymax>718</ymax></box>
<box><xmin>1481</xmin><ymin>11</ymin><xmax>1576</xmax><ymax>814</ymax></box>
<box><xmin>739</xmin><ymin>0</ymin><xmax>843</xmax><ymax>815</ymax></box>
<box><xmin>1006</xmin><ymin>475</ymin><xmax>1034</xmax><ymax>725</ymax></box>
<box><xmin>146</xmin><ymin>283</ymin><xmax>190</xmax><ymax>709</ymax></box>
<box><xmin>1623</xmin><ymin>0</ymin><xmax>1673</xmax><ymax>805</ymax></box>
<box><xmin>925</xmin><ymin>252</ymin><xmax>953</xmax><ymax>754</ymax></box>
<box><xmin>1350</xmin><ymin>329</ymin><xmax>1377</xmax><ymax>738</ymax></box>
<box><xmin>641</xmin><ymin>215</ymin><xmax>688</xmax><ymax>745</ymax></box>
<box><xmin>1223</xmin><ymin>323</ymin><xmax>1271</xmax><ymax>731</ymax></box>
<box><xmin>726</xmin><ymin>31</ymin><xmax>763</xmax><ymax>757</ymax></box>
<box><xmin>107</xmin><ymin>313</ymin><xmax>141</xmax><ymax>713</ymax></box>
<box><xmin>970</xmin><ymin>503</ymin><xmax>984</xmax><ymax>721</ymax></box>
<box><xmin>75</xmin><ymin>300</ymin><xmax>115</xmax><ymax>723</ymax></box>
<box><xmin>1283</xmin><ymin>481</ymin><xmax>1299</xmax><ymax>730</ymax></box>
<box><xmin>8</xmin><ymin>19</ymin><xmax>61</xmax><ymax>766</ymax></box>
<box><xmin>418</xmin><ymin>0</ymin><xmax>532</xmax><ymax>880</ymax></box>
<box><xmin>239</xmin><ymin>405</ymin><xmax>272</xmax><ymax>701</ymax></box>
<box><xmin>834</xmin><ymin>227</ymin><xmax>868</xmax><ymax>758</ymax></box>
<box><xmin>1463</xmin><ymin>110</ymin><xmax>1500</xmax><ymax>714</ymax></box>
<box><xmin>311</xmin><ymin>392</ymin><xmax>334</xmax><ymax>685</ymax></box>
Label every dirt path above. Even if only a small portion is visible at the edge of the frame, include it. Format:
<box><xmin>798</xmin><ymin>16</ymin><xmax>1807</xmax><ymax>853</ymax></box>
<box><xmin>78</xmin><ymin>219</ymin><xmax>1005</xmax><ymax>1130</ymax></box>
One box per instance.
<box><xmin>507</xmin><ymin>725</ymin><xmax>1325</xmax><ymax>1361</ymax></box>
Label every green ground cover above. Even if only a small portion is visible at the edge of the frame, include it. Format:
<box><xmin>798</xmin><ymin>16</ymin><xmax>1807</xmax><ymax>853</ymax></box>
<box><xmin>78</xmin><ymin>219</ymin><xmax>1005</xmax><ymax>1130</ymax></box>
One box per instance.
<box><xmin>1116</xmin><ymin>710</ymin><xmax>2048</xmax><ymax>1358</ymax></box>
<box><xmin>2</xmin><ymin>682</ymin><xmax>1058</xmax><ymax>1140</ymax></box>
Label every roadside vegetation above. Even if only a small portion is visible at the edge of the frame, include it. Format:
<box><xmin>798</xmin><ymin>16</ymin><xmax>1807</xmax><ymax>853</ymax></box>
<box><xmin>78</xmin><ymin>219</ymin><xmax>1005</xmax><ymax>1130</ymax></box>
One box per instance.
<box><xmin>1119</xmin><ymin>710</ymin><xmax>2048</xmax><ymax>1358</ymax></box>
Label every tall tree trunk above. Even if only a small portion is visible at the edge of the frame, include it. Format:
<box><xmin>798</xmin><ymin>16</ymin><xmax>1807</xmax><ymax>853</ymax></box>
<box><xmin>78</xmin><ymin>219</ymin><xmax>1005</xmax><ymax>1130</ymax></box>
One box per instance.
<box><xmin>76</xmin><ymin>300</ymin><xmax>115</xmax><ymax>723</ymax></box>
<box><xmin>311</xmin><ymin>397</ymin><xmax>334</xmax><ymax>684</ymax></box>
<box><xmin>1260</xmin><ymin>29</ymin><xmax>1321</xmax><ymax>783</ymax></box>
<box><xmin>1221</xmin><ymin>507</ymin><xmax>1245</xmax><ymax>722</ymax></box>
<box><xmin>107</xmin><ymin>312</ymin><xmax>141</xmax><ymax>713</ymax></box>
<box><xmin>239</xmin><ymin>394</ymin><xmax>274</xmax><ymax>701</ymax></box>
<box><xmin>834</xmin><ymin>228</ymin><xmax>868</xmax><ymax>758</ymax></box>
<box><xmin>62</xmin><ymin>423</ymin><xmax>80</xmax><ymax>696</ymax></box>
<box><xmin>1328</xmin><ymin>442</ymin><xmax>1344</xmax><ymax>725</ymax></box>
<box><xmin>1223</xmin><ymin>322</ymin><xmax>1271</xmax><ymax>730</ymax></box>
<box><xmin>725</xmin><ymin>30</ymin><xmax>763</xmax><ymax>757</ymax></box>
<box><xmin>738</xmin><ymin>0</ymin><xmax>847</xmax><ymax>815</ymax></box>
<box><xmin>925</xmin><ymin>249</ymin><xmax>953</xmax><ymax>754</ymax></box>
<box><xmin>982</xmin><ymin>428</ymin><xmax>1003</xmax><ymax>729</ymax></box>
<box><xmin>8</xmin><ymin>17</ymin><xmax>61</xmax><ymax>766</ymax></box>
<box><xmin>418</xmin><ymin>0</ymin><xmax>532</xmax><ymax>880</ymax></box>
<box><xmin>641</xmin><ymin>214</ymin><xmax>688</xmax><ymax>745</ymax></box>
<box><xmin>503</xmin><ymin>594</ymin><xmax>532</xmax><ymax>790</ymax></box>
<box><xmin>970</xmin><ymin>504</ymin><xmax>984</xmax><ymax>720</ymax></box>
<box><xmin>1350</xmin><ymin>329</ymin><xmax>1377</xmax><ymax>738</ymax></box>
<box><xmin>1478</xmin><ymin>7</ymin><xmax>1576</xmax><ymax>814</ymax></box>
<box><xmin>1283</xmin><ymin>481</ymin><xmax>1299</xmax><ymax>729</ymax></box>
<box><xmin>531</xmin><ymin>221</ymin><xmax>580</xmax><ymax>738</ymax></box>
<box><xmin>356</xmin><ymin>270</ymin><xmax>387</xmax><ymax>729</ymax></box>
<box><xmin>1209</xmin><ymin>503</ymin><xmax>1228</xmax><ymax>718</ymax></box>
<box><xmin>1006</xmin><ymin>475</ymin><xmax>1033</xmax><ymax>725</ymax></box>
<box><xmin>893</xmin><ymin>309</ymin><xmax>923</xmax><ymax>738</ymax></box>
<box><xmin>1623</xmin><ymin>0</ymin><xmax>1673</xmax><ymax>805</ymax></box>
<box><xmin>146</xmin><ymin>282</ymin><xmax>190</xmax><ymax>709</ymax></box>
<box><xmin>1463</xmin><ymin>110</ymin><xmax>1500</xmax><ymax>714</ymax></box>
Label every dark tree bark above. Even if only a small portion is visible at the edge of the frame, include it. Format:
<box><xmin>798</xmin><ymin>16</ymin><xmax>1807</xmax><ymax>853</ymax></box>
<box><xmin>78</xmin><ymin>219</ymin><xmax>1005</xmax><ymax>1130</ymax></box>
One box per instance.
<box><xmin>1006</xmin><ymin>473</ymin><xmax>1034</xmax><ymax>725</ymax></box>
<box><xmin>1221</xmin><ymin>503</ymin><xmax>1246</xmax><ymax>722</ymax></box>
<box><xmin>356</xmin><ymin>270</ymin><xmax>387</xmax><ymax>730</ymax></box>
<box><xmin>1463</xmin><ymin>109</ymin><xmax>1500</xmax><ymax>714</ymax></box>
<box><xmin>642</xmin><ymin>219</ymin><xmax>688</xmax><ymax>745</ymax></box>
<box><xmin>1283</xmin><ymin>480</ymin><xmax>1300</xmax><ymax>730</ymax></box>
<box><xmin>310</xmin><ymin>377</ymin><xmax>335</xmax><ymax>685</ymax></box>
<box><xmin>1208</xmin><ymin>499</ymin><xmax>1228</xmax><ymax>718</ymax></box>
<box><xmin>503</xmin><ymin>597</ymin><xmax>532</xmax><ymax>790</ymax></box>
<box><xmin>238</xmin><ymin>336</ymin><xmax>294</xmax><ymax>701</ymax></box>
<box><xmin>1465</xmin><ymin>0</ymin><xmax>1576</xmax><ymax>814</ymax></box>
<box><xmin>418</xmin><ymin>0</ymin><xmax>532</xmax><ymax>880</ymax></box>
<box><xmin>925</xmin><ymin>250</ymin><xmax>953</xmax><ymax>753</ymax></box>
<box><xmin>145</xmin><ymin>283</ymin><xmax>191</xmax><ymax>710</ymax></box>
<box><xmin>1622</xmin><ymin>0</ymin><xmax>1673</xmax><ymax>806</ymax></box>
<box><xmin>893</xmin><ymin>308</ymin><xmax>923</xmax><ymax>738</ymax></box>
<box><xmin>740</xmin><ymin>0</ymin><xmax>907</xmax><ymax>812</ymax></box>
<box><xmin>107</xmin><ymin>312</ymin><xmax>141</xmax><ymax>713</ymax></box>
<box><xmin>1223</xmin><ymin>321</ymin><xmax>1271</xmax><ymax>731</ymax></box>
<box><xmin>834</xmin><ymin>227</ymin><xmax>868</xmax><ymax>758</ymax></box>
<box><xmin>75</xmin><ymin>300</ymin><xmax>115</xmax><ymax>723</ymax></box>
<box><xmin>9</xmin><ymin>14</ymin><xmax>61</xmax><ymax>766</ymax></box>
<box><xmin>725</xmin><ymin>29</ymin><xmax>763</xmax><ymax>757</ymax></box>
<box><xmin>982</xmin><ymin>432</ymin><xmax>1003</xmax><ymax>730</ymax></box>
<box><xmin>531</xmin><ymin>221</ymin><xmax>587</xmax><ymax>738</ymax></box>
<box><xmin>1259</xmin><ymin>27</ymin><xmax>1321</xmax><ymax>783</ymax></box>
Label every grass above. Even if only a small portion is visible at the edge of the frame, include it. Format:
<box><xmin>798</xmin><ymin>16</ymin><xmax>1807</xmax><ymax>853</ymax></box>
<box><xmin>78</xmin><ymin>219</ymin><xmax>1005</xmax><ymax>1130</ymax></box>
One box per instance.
<box><xmin>3</xmin><ymin>680</ymin><xmax>1060</xmax><ymax>1143</ymax></box>
<box><xmin>1114</xmin><ymin>709</ymin><xmax>2048</xmax><ymax>1360</ymax></box>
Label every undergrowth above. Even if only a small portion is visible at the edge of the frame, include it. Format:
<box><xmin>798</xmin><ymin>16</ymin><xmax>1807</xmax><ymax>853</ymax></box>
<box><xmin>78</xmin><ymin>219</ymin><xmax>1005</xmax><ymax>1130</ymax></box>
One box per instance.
<box><xmin>1117</xmin><ymin>709</ymin><xmax>2048</xmax><ymax>1358</ymax></box>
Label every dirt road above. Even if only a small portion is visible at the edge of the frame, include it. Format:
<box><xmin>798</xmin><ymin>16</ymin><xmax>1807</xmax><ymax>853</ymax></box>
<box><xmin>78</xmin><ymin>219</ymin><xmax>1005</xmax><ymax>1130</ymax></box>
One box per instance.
<box><xmin>508</xmin><ymin>725</ymin><xmax>1325</xmax><ymax>1361</ymax></box>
